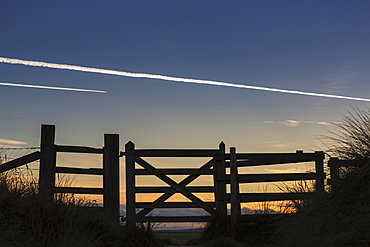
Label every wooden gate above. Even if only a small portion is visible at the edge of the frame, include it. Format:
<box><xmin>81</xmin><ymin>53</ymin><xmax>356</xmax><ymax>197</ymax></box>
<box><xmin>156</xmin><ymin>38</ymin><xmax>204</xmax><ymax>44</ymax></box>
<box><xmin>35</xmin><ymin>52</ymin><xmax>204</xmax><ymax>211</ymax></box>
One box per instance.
<box><xmin>123</xmin><ymin>142</ymin><xmax>326</xmax><ymax>224</ymax></box>
<box><xmin>123</xmin><ymin>141</ymin><xmax>226</xmax><ymax>223</ymax></box>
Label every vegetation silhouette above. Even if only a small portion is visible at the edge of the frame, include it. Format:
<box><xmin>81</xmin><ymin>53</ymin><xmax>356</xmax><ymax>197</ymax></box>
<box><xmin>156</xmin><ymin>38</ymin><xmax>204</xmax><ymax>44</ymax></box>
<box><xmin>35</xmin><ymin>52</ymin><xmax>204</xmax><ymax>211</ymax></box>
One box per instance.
<box><xmin>3</xmin><ymin>107</ymin><xmax>370</xmax><ymax>246</ymax></box>
<box><xmin>0</xmin><ymin>162</ymin><xmax>164</xmax><ymax>247</ymax></box>
<box><xmin>198</xmin><ymin>108</ymin><xmax>370</xmax><ymax>246</ymax></box>
<box><xmin>276</xmin><ymin>107</ymin><xmax>370</xmax><ymax>246</ymax></box>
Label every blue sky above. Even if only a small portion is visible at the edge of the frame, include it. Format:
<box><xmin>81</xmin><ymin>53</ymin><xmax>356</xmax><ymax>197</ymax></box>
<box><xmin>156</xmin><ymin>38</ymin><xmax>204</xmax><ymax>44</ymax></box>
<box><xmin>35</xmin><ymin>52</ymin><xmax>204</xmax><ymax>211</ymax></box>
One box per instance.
<box><xmin>1</xmin><ymin>1</ymin><xmax>370</xmax><ymax>204</ymax></box>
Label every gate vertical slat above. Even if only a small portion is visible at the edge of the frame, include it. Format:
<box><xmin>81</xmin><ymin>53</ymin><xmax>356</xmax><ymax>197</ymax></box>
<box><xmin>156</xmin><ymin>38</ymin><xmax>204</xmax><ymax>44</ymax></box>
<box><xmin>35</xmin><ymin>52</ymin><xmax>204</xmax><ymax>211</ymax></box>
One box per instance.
<box><xmin>125</xmin><ymin>141</ymin><xmax>136</xmax><ymax>223</ymax></box>
<box><xmin>328</xmin><ymin>157</ymin><xmax>340</xmax><ymax>192</ymax></box>
<box><xmin>230</xmin><ymin>147</ymin><xmax>241</xmax><ymax>225</ymax></box>
<box><xmin>214</xmin><ymin>142</ymin><xmax>227</xmax><ymax>216</ymax></box>
<box><xmin>314</xmin><ymin>151</ymin><xmax>325</xmax><ymax>194</ymax></box>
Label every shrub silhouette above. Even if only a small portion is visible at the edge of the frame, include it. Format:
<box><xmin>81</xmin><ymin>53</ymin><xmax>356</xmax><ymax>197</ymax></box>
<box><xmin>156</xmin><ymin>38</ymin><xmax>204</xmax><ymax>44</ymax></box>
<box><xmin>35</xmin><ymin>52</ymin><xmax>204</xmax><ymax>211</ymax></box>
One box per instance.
<box><xmin>277</xmin><ymin>108</ymin><xmax>370</xmax><ymax>246</ymax></box>
<box><xmin>323</xmin><ymin>106</ymin><xmax>370</xmax><ymax>174</ymax></box>
<box><xmin>277</xmin><ymin>165</ymin><xmax>370</xmax><ymax>246</ymax></box>
<box><xmin>0</xmin><ymin>164</ymin><xmax>164</xmax><ymax>247</ymax></box>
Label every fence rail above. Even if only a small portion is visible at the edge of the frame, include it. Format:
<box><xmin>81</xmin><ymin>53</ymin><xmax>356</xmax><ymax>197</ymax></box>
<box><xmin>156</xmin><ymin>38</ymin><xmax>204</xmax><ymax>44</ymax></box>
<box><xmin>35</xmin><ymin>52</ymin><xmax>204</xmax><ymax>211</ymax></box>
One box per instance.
<box><xmin>56</xmin><ymin>145</ymin><xmax>103</xmax><ymax>154</ymax></box>
<box><xmin>123</xmin><ymin>149</ymin><xmax>218</xmax><ymax>157</ymax></box>
<box><xmin>135</xmin><ymin>186</ymin><xmax>215</xmax><ymax>193</ymax></box>
<box><xmin>238</xmin><ymin>192</ymin><xmax>316</xmax><ymax>202</ymax></box>
<box><xmin>55</xmin><ymin>187</ymin><xmax>104</xmax><ymax>194</ymax></box>
<box><xmin>56</xmin><ymin>167</ymin><xmax>104</xmax><ymax>175</ymax></box>
<box><xmin>229</xmin><ymin>173</ymin><xmax>320</xmax><ymax>183</ymax></box>
<box><xmin>135</xmin><ymin>168</ymin><xmax>214</xmax><ymax>175</ymax></box>
<box><xmin>0</xmin><ymin>151</ymin><xmax>40</xmax><ymax>173</ymax></box>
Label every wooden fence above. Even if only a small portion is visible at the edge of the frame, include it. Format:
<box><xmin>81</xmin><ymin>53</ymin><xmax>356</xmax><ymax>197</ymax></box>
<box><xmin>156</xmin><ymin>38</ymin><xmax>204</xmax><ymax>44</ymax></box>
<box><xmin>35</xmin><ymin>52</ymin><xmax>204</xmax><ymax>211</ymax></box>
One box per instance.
<box><xmin>0</xmin><ymin>124</ymin><xmax>328</xmax><ymax>226</ymax></box>
<box><xmin>328</xmin><ymin>157</ymin><xmax>369</xmax><ymax>192</ymax></box>
<box><xmin>0</xmin><ymin>124</ymin><xmax>120</xmax><ymax>223</ymax></box>
<box><xmin>228</xmin><ymin>148</ymin><xmax>325</xmax><ymax>225</ymax></box>
<box><xmin>123</xmin><ymin>141</ymin><xmax>326</xmax><ymax>224</ymax></box>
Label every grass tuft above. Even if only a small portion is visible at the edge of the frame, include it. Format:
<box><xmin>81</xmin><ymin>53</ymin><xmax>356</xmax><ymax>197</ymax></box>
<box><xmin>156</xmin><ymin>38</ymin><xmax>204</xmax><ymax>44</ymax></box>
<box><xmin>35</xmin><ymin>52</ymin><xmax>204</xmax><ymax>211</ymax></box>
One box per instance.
<box><xmin>202</xmin><ymin>213</ymin><xmax>233</xmax><ymax>242</ymax></box>
<box><xmin>204</xmin><ymin>236</ymin><xmax>243</xmax><ymax>247</ymax></box>
<box><xmin>276</xmin><ymin>165</ymin><xmax>370</xmax><ymax>246</ymax></box>
<box><xmin>0</xmin><ymin>161</ymin><xmax>164</xmax><ymax>247</ymax></box>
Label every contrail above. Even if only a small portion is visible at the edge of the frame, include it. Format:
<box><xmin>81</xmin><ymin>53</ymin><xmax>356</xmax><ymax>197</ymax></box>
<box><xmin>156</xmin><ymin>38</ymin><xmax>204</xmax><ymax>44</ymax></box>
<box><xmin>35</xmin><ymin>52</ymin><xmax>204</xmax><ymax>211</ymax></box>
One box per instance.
<box><xmin>1</xmin><ymin>56</ymin><xmax>369</xmax><ymax>102</ymax></box>
<box><xmin>0</xmin><ymin>82</ymin><xmax>106</xmax><ymax>93</ymax></box>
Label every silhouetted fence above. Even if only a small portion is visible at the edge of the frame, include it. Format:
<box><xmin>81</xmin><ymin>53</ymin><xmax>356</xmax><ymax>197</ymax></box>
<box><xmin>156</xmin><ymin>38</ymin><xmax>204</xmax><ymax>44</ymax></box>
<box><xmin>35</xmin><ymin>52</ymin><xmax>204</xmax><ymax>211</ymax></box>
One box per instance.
<box><xmin>123</xmin><ymin>141</ymin><xmax>326</xmax><ymax>225</ymax></box>
<box><xmin>328</xmin><ymin>157</ymin><xmax>369</xmax><ymax>192</ymax></box>
<box><xmin>0</xmin><ymin>124</ymin><xmax>120</xmax><ymax>223</ymax></box>
<box><xmin>0</xmin><ymin>124</ymin><xmax>330</xmax><ymax>226</ymax></box>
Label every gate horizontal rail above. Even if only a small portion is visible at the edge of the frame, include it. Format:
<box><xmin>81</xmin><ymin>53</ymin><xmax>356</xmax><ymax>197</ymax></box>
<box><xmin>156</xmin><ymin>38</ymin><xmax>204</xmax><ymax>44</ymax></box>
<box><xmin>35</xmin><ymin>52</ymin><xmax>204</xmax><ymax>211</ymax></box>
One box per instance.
<box><xmin>135</xmin><ymin>186</ymin><xmax>215</xmax><ymax>193</ymax></box>
<box><xmin>0</xmin><ymin>151</ymin><xmax>40</xmax><ymax>173</ymax></box>
<box><xmin>125</xmin><ymin>149</ymin><xmax>218</xmax><ymax>157</ymax></box>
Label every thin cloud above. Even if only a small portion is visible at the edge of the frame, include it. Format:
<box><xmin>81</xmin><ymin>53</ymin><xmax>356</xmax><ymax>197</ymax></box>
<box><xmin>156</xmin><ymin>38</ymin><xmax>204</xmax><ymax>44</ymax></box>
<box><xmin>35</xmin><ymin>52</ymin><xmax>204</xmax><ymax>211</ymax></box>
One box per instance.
<box><xmin>12</xmin><ymin>112</ymin><xmax>23</xmax><ymax>117</ymax></box>
<box><xmin>0</xmin><ymin>138</ymin><xmax>27</xmax><ymax>145</ymax></box>
<box><xmin>0</xmin><ymin>81</ymin><xmax>106</xmax><ymax>93</ymax></box>
<box><xmin>1</xmin><ymin>56</ymin><xmax>370</xmax><ymax>101</ymax></box>
<box><xmin>264</xmin><ymin>168</ymin><xmax>309</xmax><ymax>173</ymax></box>
<box><xmin>265</xmin><ymin>141</ymin><xmax>292</xmax><ymax>148</ymax></box>
<box><xmin>264</xmin><ymin>120</ymin><xmax>332</xmax><ymax>127</ymax></box>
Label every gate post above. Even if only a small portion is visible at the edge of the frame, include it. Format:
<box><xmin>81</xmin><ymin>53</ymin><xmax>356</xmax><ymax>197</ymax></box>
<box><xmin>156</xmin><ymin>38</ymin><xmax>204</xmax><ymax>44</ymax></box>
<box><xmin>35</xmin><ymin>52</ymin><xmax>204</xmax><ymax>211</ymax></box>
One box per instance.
<box><xmin>214</xmin><ymin>142</ymin><xmax>227</xmax><ymax>216</ymax></box>
<box><xmin>315</xmin><ymin>151</ymin><xmax>325</xmax><ymax>194</ymax></box>
<box><xmin>230</xmin><ymin>147</ymin><xmax>241</xmax><ymax>226</ymax></box>
<box><xmin>125</xmin><ymin>141</ymin><xmax>136</xmax><ymax>223</ymax></box>
<box><xmin>39</xmin><ymin>124</ymin><xmax>56</xmax><ymax>203</ymax></box>
<box><xmin>103</xmin><ymin>134</ymin><xmax>120</xmax><ymax>223</ymax></box>
<box><xmin>328</xmin><ymin>157</ymin><xmax>340</xmax><ymax>192</ymax></box>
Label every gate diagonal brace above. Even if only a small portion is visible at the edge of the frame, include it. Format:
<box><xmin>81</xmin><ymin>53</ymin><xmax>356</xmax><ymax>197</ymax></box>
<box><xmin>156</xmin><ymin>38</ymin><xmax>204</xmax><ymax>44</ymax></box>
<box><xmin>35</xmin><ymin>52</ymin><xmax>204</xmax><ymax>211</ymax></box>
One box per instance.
<box><xmin>133</xmin><ymin>156</ymin><xmax>215</xmax><ymax>221</ymax></box>
<box><xmin>135</xmin><ymin>156</ymin><xmax>215</xmax><ymax>213</ymax></box>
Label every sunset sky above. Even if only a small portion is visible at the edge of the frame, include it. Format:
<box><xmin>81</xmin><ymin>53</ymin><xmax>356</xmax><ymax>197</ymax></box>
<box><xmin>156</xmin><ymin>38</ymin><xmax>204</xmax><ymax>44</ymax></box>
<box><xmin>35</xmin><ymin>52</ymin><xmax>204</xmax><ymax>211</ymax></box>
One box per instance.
<box><xmin>1</xmin><ymin>1</ymin><xmax>370</xmax><ymax>208</ymax></box>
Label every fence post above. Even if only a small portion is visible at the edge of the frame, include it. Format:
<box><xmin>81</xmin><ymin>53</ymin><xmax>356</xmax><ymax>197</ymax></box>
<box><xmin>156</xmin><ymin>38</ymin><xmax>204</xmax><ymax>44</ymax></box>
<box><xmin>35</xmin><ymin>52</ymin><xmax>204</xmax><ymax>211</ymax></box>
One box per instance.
<box><xmin>230</xmin><ymin>147</ymin><xmax>241</xmax><ymax>226</ymax></box>
<box><xmin>39</xmin><ymin>124</ymin><xmax>56</xmax><ymax>203</ymax></box>
<box><xmin>125</xmin><ymin>141</ymin><xmax>136</xmax><ymax>223</ymax></box>
<box><xmin>328</xmin><ymin>157</ymin><xmax>340</xmax><ymax>192</ymax></box>
<box><xmin>314</xmin><ymin>151</ymin><xmax>325</xmax><ymax>194</ymax></box>
<box><xmin>103</xmin><ymin>134</ymin><xmax>120</xmax><ymax>223</ymax></box>
<box><xmin>214</xmin><ymin>142</ymin><xmax>227</xmax><ymax>216</ymax></box>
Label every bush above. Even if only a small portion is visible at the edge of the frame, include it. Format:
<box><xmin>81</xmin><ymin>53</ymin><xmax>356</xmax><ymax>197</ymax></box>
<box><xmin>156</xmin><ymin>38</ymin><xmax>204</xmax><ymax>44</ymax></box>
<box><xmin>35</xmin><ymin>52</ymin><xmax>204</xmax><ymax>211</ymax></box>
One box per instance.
<box><xmin>276</xmin><ymin>108</ymin><xmax>370</xmax><ymax>246</ymax></box>
<box><xmin>323</xmin><ymin>106</ymin><xmax>370</xmax><ymax>163</ymax></box>
<box><xmin>202</xmin><ymin>212</ymin><xmax>280</xmax><ymax>246</ymax></box>
<box><xmin>277</xmin><ymin>180</ymin><xmax>316</xmax><ymax>213</ymax></box>
<box><xmin>122</xmin><ymin>222</ymin><xmax>163</xmax><ymax>247</ymax></box>
<box><xmin>0</xmin><ymin>165</ymin><xmax>164</xmax><ymax>247</ymax></box>
<box><xmin>202</xmin><ymin>213</ymin><xmax>233</xmax><ymax>242</ymax></box>
<box><xmin>204</xmin><ymin>236</ymin><xmax>242</xmax><ymax>247</ymax></box>
<box><xmin>277</xmin><ymin>165</ymin><xmax>370</xmax><ymax>246</ymax></box>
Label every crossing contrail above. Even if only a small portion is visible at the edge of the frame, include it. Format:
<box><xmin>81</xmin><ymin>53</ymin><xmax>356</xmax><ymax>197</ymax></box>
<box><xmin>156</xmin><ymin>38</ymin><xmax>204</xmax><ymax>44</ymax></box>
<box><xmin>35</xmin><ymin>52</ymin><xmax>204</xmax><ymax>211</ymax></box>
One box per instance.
<box><xmin>0</xmin><ymin>81</ymin><xmax>106</xmax><ymax>93</ymax></box>
<box><xmin>1</xmin><ymin>56</ymin><xmax>369</xmax><ymax>102</ymax></box>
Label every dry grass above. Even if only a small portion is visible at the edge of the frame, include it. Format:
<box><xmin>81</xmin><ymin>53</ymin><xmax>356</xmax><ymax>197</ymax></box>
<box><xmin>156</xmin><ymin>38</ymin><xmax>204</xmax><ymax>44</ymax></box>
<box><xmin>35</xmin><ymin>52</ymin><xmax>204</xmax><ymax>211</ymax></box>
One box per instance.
<box><xmin>276</xmin><ymin>165</ymin><xmax>370</xmax><ymax>246</ymax></box>
<box><xmin>0</xmin><ymin>154</ymin><xmax>164</xmax><ymax>247</ymax></box>
<box><xmin>275</xmin><ymin>108</ymin><xmax>370</xmax><ymax>246</ymax></box>
<box><xmin>276</xmin><ymin>180</ymin><xmax>316</xmax><ymax>213</ymax></box>
<box><xmin>321</xmin><ymin>106</ymin><xmax>370</xmax><ymax>163</ymax></box>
